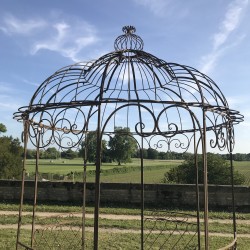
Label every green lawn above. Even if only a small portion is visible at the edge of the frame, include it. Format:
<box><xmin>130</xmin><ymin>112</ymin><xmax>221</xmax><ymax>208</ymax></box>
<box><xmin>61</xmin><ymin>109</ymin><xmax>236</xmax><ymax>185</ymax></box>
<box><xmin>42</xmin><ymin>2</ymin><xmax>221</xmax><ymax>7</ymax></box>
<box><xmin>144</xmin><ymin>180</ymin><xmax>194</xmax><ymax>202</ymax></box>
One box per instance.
<box><xmin>24</xmin><ymin>158</ymin><xmax>250</xmax><ymax>185</ymax></box>
<box><xmin>3</xmin><ymin>228</ymin><xmax>250</xmax><ymax>250</ymax></box>
<box><xmin>234</xmin><ymin>161</ymin><xmax>250</xmax><ymax>184</ymax></box>
<box><xmin>1</xmin><ymin>203</ymin><xmax>250</xmax><ymax>249</ymax></box>
<box><xmin>25</xmin><ymin>158</ymin><xmax>181</xmax><ymax>183</ymax></box>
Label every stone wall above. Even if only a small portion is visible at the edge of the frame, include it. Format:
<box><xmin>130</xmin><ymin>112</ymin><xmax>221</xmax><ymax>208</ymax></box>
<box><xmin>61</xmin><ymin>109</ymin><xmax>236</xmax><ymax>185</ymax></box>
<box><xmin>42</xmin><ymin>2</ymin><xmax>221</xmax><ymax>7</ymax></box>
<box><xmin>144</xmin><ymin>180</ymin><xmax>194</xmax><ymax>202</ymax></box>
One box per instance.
<box><xmin>0</xmin><ymin>180</ymin><xmax>249</xmax><ymax>210</ymax></box>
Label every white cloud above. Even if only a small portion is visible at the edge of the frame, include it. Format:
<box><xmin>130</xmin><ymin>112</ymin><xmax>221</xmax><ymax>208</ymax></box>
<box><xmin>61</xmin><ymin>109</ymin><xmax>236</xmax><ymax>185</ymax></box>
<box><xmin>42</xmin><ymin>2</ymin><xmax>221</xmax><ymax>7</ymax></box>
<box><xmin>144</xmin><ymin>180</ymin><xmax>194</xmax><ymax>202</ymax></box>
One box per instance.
<box><xmin>213</xmin><ymin>0</ymin><xmax>247</xmax><ymax>50</ymax></box>
<box><xmin>133</xmin><ymin>0</ymin><xmax>172</xmax><ymax>17</ymax></box>
<box><xmin>0</xmin><ymin>82</ymin><xmax>13</xmax><ymax>92</ymax></box>
<box><xmin>31</xmin><ymin>20</ymin><xmax>98</xmax><ymax>62</ymax></box>
<box><xmin>21</xmin><ymin>78</ymin><xmax>40</xmax><ymax>87</ymax></box>
<box><xmin>0</xmin><ymin>14</ymin><xmax>99</xmax><ymax>62</ymax></box>
<box><xmin>200</xmin><ymin>0</ymin><xmax>248</xmax><ymax>74</ymax></box>
<box><xmin>0</xmin><ymin>102</ymin><xmax>20</xmax><ymax>111</ymax></box>
<box><xmin>0</xmin><ymin>14</ymin><xmax>46</xmax><ymax>35</ymax></box>
<box><xmin>227</xmin><ymin>95</ymin><xmax>250</xmax><ymax>106</ymax></box>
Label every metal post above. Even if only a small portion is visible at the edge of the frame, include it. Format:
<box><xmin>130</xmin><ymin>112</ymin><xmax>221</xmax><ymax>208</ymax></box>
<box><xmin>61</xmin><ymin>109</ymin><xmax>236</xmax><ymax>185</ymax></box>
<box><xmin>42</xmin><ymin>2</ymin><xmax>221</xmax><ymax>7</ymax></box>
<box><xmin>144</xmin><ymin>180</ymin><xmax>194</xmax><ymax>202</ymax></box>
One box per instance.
<box><xmin>82</xmin><ymin>159</ymin><xmax>87</xmax><ymax>250</ymax></box>
<box><xmin>229</xmin><ymin>126</ymin><xmax>237</xmax><ymax>246</ymax></box>
<box><xmin>16</xmin><ymin>120</ymin><xmax>29</xmax><ymax>250</ymax></box>
<box><xmin>94</xmin><ymin>112</ymin><xmax>102</xmax><ymax>250</ymax></box>
<box><xmin>140</xmin><ymin>142</ymin><xmax>144</xmax><ymax>250</ymax></box>
<box><xmin>31</xmin><ymin>131</ymin><xmax>40</xmax><ymax>247</ymax></box>
<box><xmin>194</xmin><ymin>135</ymin><xmax>201</xmax><ymax>250</ymax></box>
<box><xmin>202</xmin><ymin>110</ymin><xmax>209</xmax><ymax>250</ymax></box>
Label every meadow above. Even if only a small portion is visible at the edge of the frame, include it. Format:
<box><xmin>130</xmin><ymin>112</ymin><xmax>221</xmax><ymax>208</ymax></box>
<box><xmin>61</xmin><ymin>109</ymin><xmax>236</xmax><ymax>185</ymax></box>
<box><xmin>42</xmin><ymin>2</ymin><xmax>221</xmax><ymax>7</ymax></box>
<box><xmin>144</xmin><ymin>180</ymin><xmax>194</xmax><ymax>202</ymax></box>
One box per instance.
<box><xmin>1</xmin><ymin>203</ymin><xmax>250</xmax><ymax>249</ymax></box>
<box><xmin>2</xmin><ymin>159</ymin><xmax>249</xmax><ymax>249</ymax></box>
<box><xmin>24</xmin><ymin>158</ymin><xmax>250</xmax><ymax>185</ymax></box>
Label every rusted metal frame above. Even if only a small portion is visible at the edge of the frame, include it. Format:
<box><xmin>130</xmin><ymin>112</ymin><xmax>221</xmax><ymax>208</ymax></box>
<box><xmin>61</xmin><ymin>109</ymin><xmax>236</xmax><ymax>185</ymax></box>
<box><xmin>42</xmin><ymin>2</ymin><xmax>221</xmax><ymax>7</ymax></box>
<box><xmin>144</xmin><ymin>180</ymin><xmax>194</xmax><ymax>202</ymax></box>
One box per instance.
<box><xmin>94</xmin><ymin>59</ymin><xmax>112</xmax><ymax>250</ymax></box>
<box><xmin>229</xmin><ymin>123</ymin><xmax>237</xmax><ymax>248</ymax></box>
<box><xmin>93</xmin><ymin>107</ymin><xmax>102</xmax><ymax>250</ymax></box>
<box><xmin>31</xmin><ymin>128</ymin><xmax>41</xmax><ymax>248</ymax></box>
<box><xmin>139</xmin><ymin>140</ymin><xmax>144</xmax><ymax>250</ymax></box>
<box><xmin>195</xmin><ymin>136</ymin><xmax>202</xmax><ymax>250</ymax></box>
<box><xmin>82</xmin><ymin>160</ymin><xmax>87</xmax><ymax>250</ymax></box>
<box><xmin>99</xmin><ymin>103</ymin><xmax>154</xmax><ymax>250</ymax></box>
<box><xmin>16</xmin><ymin>120</ymin><xmax>29</xmax><ymax>250</ymax></box>
<box><xmin>99</xmin><ymin>58</ymin><xmax>124</xmax><ymax>127</ymax></box>
<box><xmin>202</xmin><ymin>109</ymin><xmax>209</xmax><ymax>250</ymax></box>
<box><xmin>131</xmin><ymin>59</ymin><xmax>145</xmax><ymax>249</ymax></box>
<box><xmin>181</xmin><ymin>63</ymin><xmax>209</xmax><ymax>249</ymax></box>
<box><xmin>179</xmin><ymin>106</ymin><xmax>203</xmax><ymax>249</ymax></box>
<box><xmin>168</xmin><ymin>64</ymin><xmax>227</xmax><ymax>106</ymax></box>
<box><xmin>13</xmin><ymin>26</ymin><xmax>244</xmax><ymax>250</ymax></box>
<box><xmin>17</xmin><ymin>241</ymin><xmax>34</xmax><ymax>250</ymax></box>
<box><xmin>82</xmin><ymin>130</ymin><xmax>88</xmax><ymax>250</ymax></box>
<box><xmin>180</xmin><ymin>106</ymin><xmax>203</xmax><ymax>249</ymax></box>
<box><xmin>218</xmin><ymin>237</ymin><xmax>237</xmax><ymax>250</ymax></box>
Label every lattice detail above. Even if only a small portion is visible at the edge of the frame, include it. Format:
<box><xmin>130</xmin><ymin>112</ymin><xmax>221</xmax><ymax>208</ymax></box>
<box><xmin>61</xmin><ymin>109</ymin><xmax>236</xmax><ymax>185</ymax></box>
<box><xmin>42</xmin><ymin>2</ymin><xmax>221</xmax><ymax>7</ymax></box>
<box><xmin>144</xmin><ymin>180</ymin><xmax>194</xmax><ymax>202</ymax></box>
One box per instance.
<box><xmin>33</xmin><ymin>214</ymin><xmax>85</xmax><ymax>250</ymax></box>
<box><xmin>143</xmin><ymin>211</ymin><xmax>198</xmax><ymax>250</ymax></box>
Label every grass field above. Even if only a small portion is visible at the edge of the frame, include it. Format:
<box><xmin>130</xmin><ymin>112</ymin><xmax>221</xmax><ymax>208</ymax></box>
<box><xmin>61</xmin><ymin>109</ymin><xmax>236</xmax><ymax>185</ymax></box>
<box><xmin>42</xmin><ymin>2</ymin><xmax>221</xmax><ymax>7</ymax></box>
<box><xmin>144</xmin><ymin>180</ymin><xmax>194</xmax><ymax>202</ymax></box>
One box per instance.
<box><xmin>25</xmin><ymin>158</ymin><xmax>250</xmax><ymax>185</ymax></box>
<box><xmin>1</xmin><ymin>202</ymin><xmax>250</xmax><ymax>249</ymax></box>
<box><xmin>233</xmin><ymin>161</ymin><xmax>250</xmax><ymax>184</ymax></box>
<box><xmin>3</xmin><ymin>228</ymin><xmax>250</xmax><ymax>250</ymax></box>
<box><xmin>25</xmin><ymin>158</ymin><xmax>181</xmax><ymax>183</ymax></box>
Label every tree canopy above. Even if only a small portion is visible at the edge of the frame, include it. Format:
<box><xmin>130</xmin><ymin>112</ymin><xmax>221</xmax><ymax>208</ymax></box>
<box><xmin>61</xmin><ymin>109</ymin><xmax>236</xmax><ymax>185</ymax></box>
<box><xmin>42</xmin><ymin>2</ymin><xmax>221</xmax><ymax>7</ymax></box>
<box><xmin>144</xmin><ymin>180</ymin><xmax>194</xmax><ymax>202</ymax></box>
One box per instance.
<box><xmin>163</xmin><ymin>153</ymin><xmax>245</xmax><ymax>185</ymax></box>
<box><xmin>109</xmin><ymin>127</ymin><xmax>137</xmax><ymax>165</ymax></box>
<box><xmin>61</xmin><ymin>149</ymin><xmax>78</xmax><ymax>159</ymax></box>
<box><xmin>0</xmin><ymin>136</ymin><xmax>23</xmax><ymax>179</ymax></box>
<box><xmin>80</xmin><ymin>131</ymin><xmax>109</xmax><ymax>163</ymax></box>
<box><xmin>0</xmin><ymin>123</ymin><xmax>7</xmax><ymax>134</ymax></box>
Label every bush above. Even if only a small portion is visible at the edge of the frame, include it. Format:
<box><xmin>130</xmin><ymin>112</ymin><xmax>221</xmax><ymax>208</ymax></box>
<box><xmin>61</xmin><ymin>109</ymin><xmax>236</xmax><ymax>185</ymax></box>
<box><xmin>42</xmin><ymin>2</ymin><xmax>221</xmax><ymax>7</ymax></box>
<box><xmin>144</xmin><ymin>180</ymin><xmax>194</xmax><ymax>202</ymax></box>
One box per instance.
<box><xmin>0</xmin><ymin>136</ymin><xmax>23</xmax><ymax>179</ymax></box>
<box><xmin>163</xmin><ymin>153</ymin><xmax>245</xmax><ymax>185</ymax></box>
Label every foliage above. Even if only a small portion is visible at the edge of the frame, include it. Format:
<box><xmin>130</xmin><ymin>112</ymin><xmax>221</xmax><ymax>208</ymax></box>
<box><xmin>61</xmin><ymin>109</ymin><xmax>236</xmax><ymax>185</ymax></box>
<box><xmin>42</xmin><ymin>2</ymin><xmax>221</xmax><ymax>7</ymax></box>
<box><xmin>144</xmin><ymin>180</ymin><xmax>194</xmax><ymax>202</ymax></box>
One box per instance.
<box><xmin>61</xmin><ymin>149</ymin><xmax>78</xmax><ymax>159</ymax></box>
<box><xmin>0</xmin><ymin>136</ymin><xmax>23</xmax><ymax>179</ymax></box>
<box><xmin>109</xmin><ymin>127</ymin><xmax>138</xmax><ymax>165</ymax></box>
<box><xmin>26</xmin><ymin>148</ymin><xmax>60</xmax><ymax>159</ymax></box>
<box><xmin>79</xmin><ymin>131</ymin><xmax>110</xmax><ymax>163</ymax></box>
<box><xmin>134</xmin><ymin>149</ymin><xmax>192</xmax><ymax>160</ymax></box>
<box><xmin>43</xmin><ymin>147</ymin><xmax>60</xmax><ymax>159</ymax></box>
<box><xmin>221</xmin><ymin>153</ymin><xmax>250</xmax><ymax>161</ymax></box>
<box><xmin>0</xmin><ymin>123</ymin><xmax>7</xmax><ymax>134</ymax></box>
<box><xmin>164</xmin><ymin>153</ymin><xmax>245</xmax><ymax>185</ymax></box>
<box><xmin>26</xmin><ymin>149</ymin><xmax>36</xmax><ymax>159</ymax></box>
<box><xmin>147</xmin><ymin>148</ymin><xmax>158</xmax><ymax>159</ymax></box>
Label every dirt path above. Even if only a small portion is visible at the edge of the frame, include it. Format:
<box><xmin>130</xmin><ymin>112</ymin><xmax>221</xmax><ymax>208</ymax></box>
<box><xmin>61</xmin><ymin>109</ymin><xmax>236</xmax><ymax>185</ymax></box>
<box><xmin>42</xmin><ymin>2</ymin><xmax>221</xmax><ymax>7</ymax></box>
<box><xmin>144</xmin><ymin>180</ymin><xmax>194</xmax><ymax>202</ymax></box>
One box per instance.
<box><xmin>1</xmin><ymin>210</ymin><xmax>250</xmax><ymax>225</ymax></box>
<box><xmin>1</xmin><ymin>224</ymin><xmax>250</xmax><ymax>238</ymax></box>
<box><xmin>1</xmin><ymin>210</ymin><xmax>250</xmax><ymax>238</ymax></box>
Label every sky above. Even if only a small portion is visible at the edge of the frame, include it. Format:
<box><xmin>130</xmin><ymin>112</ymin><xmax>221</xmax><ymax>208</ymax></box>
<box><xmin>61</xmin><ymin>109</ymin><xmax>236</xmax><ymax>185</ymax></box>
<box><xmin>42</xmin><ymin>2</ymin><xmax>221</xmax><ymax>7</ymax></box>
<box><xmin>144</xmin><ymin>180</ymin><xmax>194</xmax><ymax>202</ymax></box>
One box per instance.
<box><xmin>0</xmin><ymin>0</ymin><xmax>249</xmax><ymax>153</ymax></box>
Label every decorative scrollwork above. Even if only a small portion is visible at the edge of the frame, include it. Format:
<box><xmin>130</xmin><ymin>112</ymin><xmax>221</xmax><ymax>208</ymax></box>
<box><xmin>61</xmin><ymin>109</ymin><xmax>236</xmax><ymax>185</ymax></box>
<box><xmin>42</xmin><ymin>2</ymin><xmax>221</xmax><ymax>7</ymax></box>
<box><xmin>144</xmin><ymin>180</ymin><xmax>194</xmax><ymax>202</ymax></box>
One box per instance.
<box><xmin>27</xmin><ymin>108</ymin><xmax>87</xmax><ymax>150</ymax></box>
<box><xmin>149</xmin><ymin>133</ymin><xmax>192</xmax><ymax>153</ymax></box>
<box><xmin>208</xmin><ymin>112</ymin><xmax>235</xmax><ymax>152</ymax></box>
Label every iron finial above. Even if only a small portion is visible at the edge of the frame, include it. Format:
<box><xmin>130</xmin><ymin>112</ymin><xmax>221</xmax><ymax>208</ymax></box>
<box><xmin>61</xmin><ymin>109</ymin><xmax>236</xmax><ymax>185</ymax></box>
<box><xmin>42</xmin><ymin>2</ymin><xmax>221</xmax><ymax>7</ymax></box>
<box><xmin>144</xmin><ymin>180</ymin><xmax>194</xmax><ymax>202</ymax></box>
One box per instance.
<box><xmin>122</xmin><ymin>26</ymin><xmax>136</xmax><ymax>34</ymax></box>
<box><xmin>114</xmin><ymin>25</ymin><xmax>144</xmax><ymax>51</ymax></box>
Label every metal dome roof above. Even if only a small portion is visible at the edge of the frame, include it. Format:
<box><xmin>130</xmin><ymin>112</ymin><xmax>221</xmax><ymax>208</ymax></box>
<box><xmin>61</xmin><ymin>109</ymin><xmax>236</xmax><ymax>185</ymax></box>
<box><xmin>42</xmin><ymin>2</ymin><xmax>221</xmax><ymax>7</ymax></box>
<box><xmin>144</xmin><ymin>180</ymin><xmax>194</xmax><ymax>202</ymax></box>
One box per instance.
<box><xmin>14</xmin><ymin>26</ymin><xmax>243</xmax><ymax>149</ymax></box>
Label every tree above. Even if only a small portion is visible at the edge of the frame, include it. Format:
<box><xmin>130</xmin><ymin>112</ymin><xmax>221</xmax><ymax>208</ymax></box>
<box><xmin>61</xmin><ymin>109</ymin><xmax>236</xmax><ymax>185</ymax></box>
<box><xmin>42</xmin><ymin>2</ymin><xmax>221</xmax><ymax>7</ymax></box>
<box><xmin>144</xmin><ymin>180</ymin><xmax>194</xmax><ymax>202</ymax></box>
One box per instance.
<box><xmin>147</xmin><ymin>148</ymin><xmax>158</xmax><ymax>159</ymax></box>
<box><xmin>0</xmin><ymin>136</ymin><xmax>23</xmax><ymax>179</ymax></box>
<box><xmin>0</xmin><ymin>123</ymin><xmax>7</xmax><ymax>134</ymax></box>
<box><xmin>61</xmin><ymin>149</ymin><xmax>78</xmax><ymax>159</ymax></box>
<box><xmin>163</xmin><ymin>153</ymin><xmax>245</xmax><ymax>185</ymax></box>
<box><xmin>79</xmin><ymin>131</ymin><xmax>109</xmax><ymax>163</ymax></box>
<box><xmin>26</xmin><ymin>149</ymin><xmax>37</xmax><ymax>159</ymax></box>
<box><xmin>135</xmin><ymin>148</ymin><xmax>148</xmax><ymax>159</ymax></box>
<box><xmin>44</xmin><ymin>147</ymin><xmax>60</xmax><ymax>159</ymax></box>
<box><xmin>109</xmin><ymin>127</ymin><xmax>137</xmax><ymax>165</ymax></box>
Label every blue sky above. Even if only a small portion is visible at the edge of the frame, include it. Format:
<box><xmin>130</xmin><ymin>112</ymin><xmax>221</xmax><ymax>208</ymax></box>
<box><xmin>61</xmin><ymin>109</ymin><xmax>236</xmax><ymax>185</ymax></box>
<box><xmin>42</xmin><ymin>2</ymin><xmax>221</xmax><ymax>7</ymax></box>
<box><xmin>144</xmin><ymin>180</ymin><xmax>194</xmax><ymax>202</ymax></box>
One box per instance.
<box><xmin>0</xmin><ymin>0</ymin><xmax>249</xmax><ymax>153</ymax></box>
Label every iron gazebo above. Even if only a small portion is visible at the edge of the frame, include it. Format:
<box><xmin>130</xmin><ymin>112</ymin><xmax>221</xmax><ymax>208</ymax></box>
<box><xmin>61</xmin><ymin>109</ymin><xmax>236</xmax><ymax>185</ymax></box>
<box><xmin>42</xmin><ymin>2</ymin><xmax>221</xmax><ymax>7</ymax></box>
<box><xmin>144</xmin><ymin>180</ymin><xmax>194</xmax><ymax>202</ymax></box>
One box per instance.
<box><xmin>14</xmin><ymin>26</ymin><xmax>243</xmax><ymax>249</ymax></box>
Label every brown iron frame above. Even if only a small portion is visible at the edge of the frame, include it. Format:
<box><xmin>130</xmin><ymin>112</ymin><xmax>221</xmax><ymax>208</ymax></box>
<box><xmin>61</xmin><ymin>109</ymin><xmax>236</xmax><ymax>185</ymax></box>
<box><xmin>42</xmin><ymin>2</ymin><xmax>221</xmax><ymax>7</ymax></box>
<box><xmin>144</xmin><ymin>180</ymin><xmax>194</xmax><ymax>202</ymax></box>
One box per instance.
<box><xmin>14</xmin><ymin>26</ymin><xmax>243</xmax><ymax>250</ymax></box>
